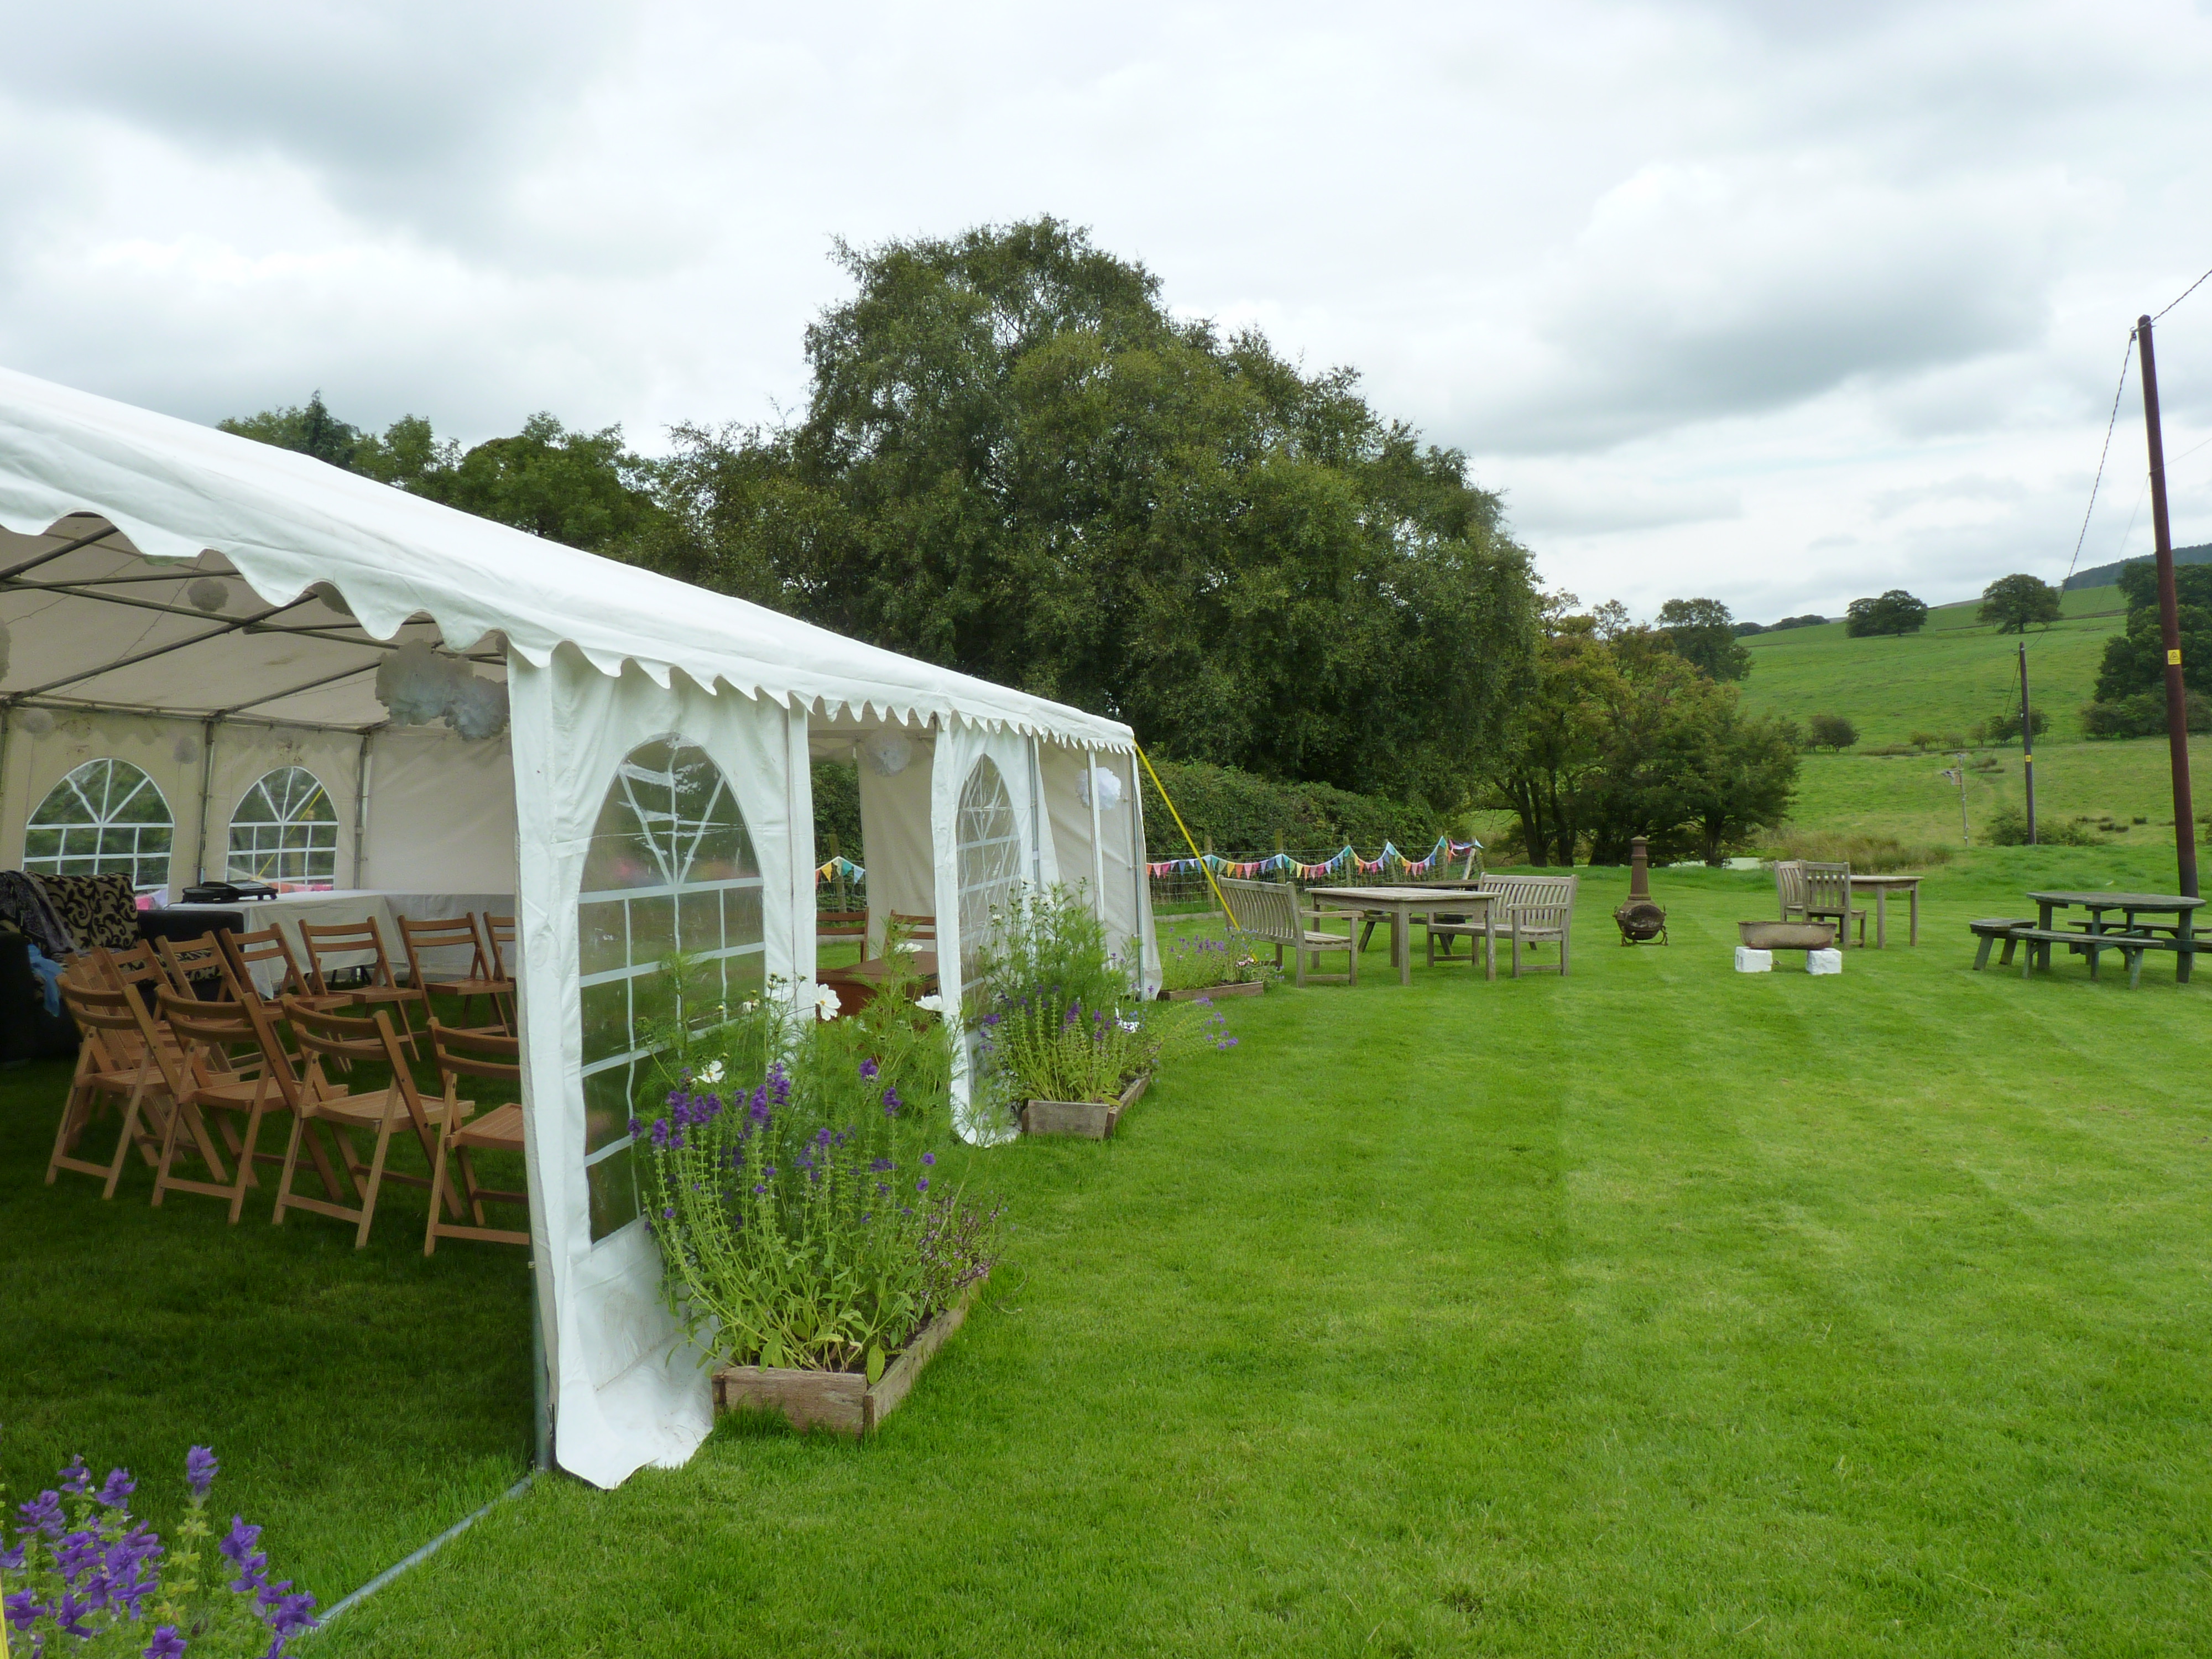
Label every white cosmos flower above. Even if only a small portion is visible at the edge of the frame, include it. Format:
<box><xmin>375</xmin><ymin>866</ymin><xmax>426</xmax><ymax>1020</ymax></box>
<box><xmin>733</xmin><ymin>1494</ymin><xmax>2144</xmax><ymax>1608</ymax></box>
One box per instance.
<box><xmin>916</xmin><ymin>993</ymin><xmax>945</xmax><ymax>1013</ymax></box>
<box><xmin>695</xmin><ymin>1060</ymin><xmax>724</xmax><ymax>1086</ymax></box>
<box><xmin>813</xmin><ymin>984</ymin><xmax>842</xmax><ymax>1021</ymax></box>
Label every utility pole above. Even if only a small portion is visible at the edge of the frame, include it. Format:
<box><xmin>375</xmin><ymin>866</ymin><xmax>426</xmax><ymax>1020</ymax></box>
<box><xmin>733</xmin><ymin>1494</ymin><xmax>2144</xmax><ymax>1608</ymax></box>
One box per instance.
<box><xmin>2018</xmin><ymin>640</ymin><xmax>2036</xmax><ymax>844</ymax></box>
<box><xmin>2137</xmin><ymin>315</ymin><xmax>2200</xmax><ymax>897</ymax></box>
<box><xmin>1942</xmin><ymin>754</ymin><xmax>1971</xmax><ymax>846</ymax></box>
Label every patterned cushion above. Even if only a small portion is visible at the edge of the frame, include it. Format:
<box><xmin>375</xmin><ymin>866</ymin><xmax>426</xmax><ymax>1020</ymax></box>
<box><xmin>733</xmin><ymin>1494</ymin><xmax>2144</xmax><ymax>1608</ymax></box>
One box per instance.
<box><xmin>33</xmin><ymin>874</ymin><xmax>140</xmax><ymax>952</ymax></box>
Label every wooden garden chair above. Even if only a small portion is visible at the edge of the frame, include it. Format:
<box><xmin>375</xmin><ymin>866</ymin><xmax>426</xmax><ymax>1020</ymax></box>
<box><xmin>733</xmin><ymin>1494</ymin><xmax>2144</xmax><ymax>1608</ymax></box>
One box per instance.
<box><xmin>888</xmin><ymin>911</ymin><xmax>937</xmax><ymax>944</ymax></box>
<box><xmin>1480</xmin><ymin>874</ymin><xmax>1579</xmax><ymax>978</ymax></box>
<box><xmin>296</xmin><ymin>916</ymin><xmax>426</xmax><ymax>1057</ymax></box>
<box><xmin>396</xmin><ymin>913</ymin><xmax>513</xmax><ymax>1034</ymax></box>
<box><xmin>48</xmin><ymin>977</ymin><xmax>224</xmax><ymax>1199</ymax></box>
<box><xmin>1775</xmin><ymin>860</ymin><xmax>1811</xmax><ymax>923</ymax></box>
<box><xmin>424</xmin><ymin>1019</ymin><xmax>529</xmax><ymax>1254</ymax></box>
<box><xmin>216</xmin><ymin>923</ymin><xmax>349</xmax><ymax>1012</ymax></box>
<box><xmin>273</xmin><ymin>997</ymin><xmax>459</xmax><ymax>1245</ymax></box>
<box><xmin>1215</xmin><ymin>877</ymin><xmax>1358</xmax><ymax>986</ymax></box>
<box><xmin>150</xmin><ymin>988</ymin><xmax>338</xmax><ymax>1221</ymax></box>
<box><xmin>1801</xmin><ymin>862</ymin><xmax>1866</xmax><ymax>949</ymax></box>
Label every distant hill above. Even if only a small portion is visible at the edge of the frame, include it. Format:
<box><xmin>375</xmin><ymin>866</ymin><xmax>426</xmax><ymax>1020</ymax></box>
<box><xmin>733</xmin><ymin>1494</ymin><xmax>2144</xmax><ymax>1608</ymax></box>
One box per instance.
<box><xmin>2062</xmin><ymin>542</ymin><xmax>2212</xmax><ymax>591</ymax></box>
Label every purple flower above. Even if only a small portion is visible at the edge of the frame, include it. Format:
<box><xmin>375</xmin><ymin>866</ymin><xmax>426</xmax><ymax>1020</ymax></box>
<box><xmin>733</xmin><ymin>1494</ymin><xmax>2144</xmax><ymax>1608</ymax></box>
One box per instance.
<box><xmin>876</xmin><ymin>1183</ymin><xmax>889</xmax><ymax>1196</ymax></box>
<box><xmin>763</xmin><ymin>1165</ymin><xmax>776</xmax><ymax>1179</ymax></box>
<box><xmin>752</xmin><ymin>1183</ymin><xmax>766</xmax><ymax>1194</ymax></box>
<box><xmin>814</xmin><ymin>1126</ymin><xmax>833</xmax><ymax>1148</ymax></box>
<box><xmin>144</xmin><ymin>1626</ymin><xmax>187</xmax><ymax>1659</ymax></box>
<box><xmin>220</xmin><ymin>1517</ymin><xmax>268</xmax><ymax>1594</ymax></box>
<box><xmin>662</xmin><ymin>1206</ymin><xmax>675</xmax><ymax>1220</ymax></box>
<box><xmin>627</xmin><ymin>1115</ymin><xmax>644</xmax><ymax>1138</ymax></box>
<box><xmin>916</xmin><ymin>1177</ymin><xmax>930</xmax><ymax>1193</ymax></box>
<box><xmin>921</xmin><ymin>1152</ymin><xmax>935</xmax><ymax>1167</ymax></box>
<box><xmin>4</xmin><ymin>1588</ymin><xmax>43</xmax><ymax>1631</ymax></box>
<box><xmin>881</xmin><ymin>1086</ymin><xmax>902</xmax><ymax>1117</ymax></box>
<box><xmin>59</xmin><ymin>1457</ymin><xmax>91</xmax><ymax>1497</ymax></box>
<box><xmin>263</xmin><ymin>1587</ymin><xmax>320</xmax><ymax>1640</ymax></box>
<box><xmin>55</xmin><ymin>1528</ymin><xmax>105</xmax><ymax>1580</ymax></box>
<box><xmin>869</xmin><ymin>1157</ymin><xmax>894</xmax><ymax>1173</ymax></box>
<box><xmin>18</xmin><ymin>1489</ymin><xmax>64</xmax><ymax>1540</ymax></box>
<box><xmin>96</xmin><ymin>1468</ymin><xmax>136</xmax><ymax>1510</ymax></box>
<box><xmin>859</xmin><ymin>1058</ymin><xmax>879</xmax><ymax>1079</ymax></box>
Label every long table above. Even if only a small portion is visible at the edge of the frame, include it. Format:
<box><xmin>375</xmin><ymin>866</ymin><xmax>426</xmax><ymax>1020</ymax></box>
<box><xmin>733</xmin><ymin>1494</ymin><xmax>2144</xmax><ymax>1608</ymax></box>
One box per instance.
<box><xmin>2020</xmin><ymin>889</ymin><xmax>2203</xmax><ymax>985</ymax></box>
<box><xmin>1304</xmin><ymin>883</ymin><xmax>1488</xmax><ymax>986</ymax></box>
<box><xmin>158</xmin><ymin>888</ymin><xmax>514</xmax><ymax>994</ymax></box>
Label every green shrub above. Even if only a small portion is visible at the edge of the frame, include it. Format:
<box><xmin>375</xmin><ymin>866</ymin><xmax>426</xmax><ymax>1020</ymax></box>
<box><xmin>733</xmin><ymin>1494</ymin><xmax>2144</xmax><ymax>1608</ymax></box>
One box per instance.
<box><xmin>1973</xmin><ymin>706</ymin><xmax>2050</xmax><ymax>745</ymax></box>
<box><xmin>1806</xmin><ymin>714</ymin><xmax>1858</xmax><ymax>752</ymax></box>
<box><xmin>2081</xmin><ymin>691</ymin><xmax>2212</xmax><ymax>739</ymax></box>
<box><xmin>1981</xmin><ymin>804</ymin><xmax>2101</xmax><ymax>847</ymax></box>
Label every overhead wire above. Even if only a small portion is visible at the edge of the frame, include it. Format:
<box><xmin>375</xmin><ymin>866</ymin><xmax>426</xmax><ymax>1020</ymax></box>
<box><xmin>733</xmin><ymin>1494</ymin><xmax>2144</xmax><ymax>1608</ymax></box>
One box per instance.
<box><xmin>2152</xmin><ymin>262</ymin><xmax>2212</xmax><ymax>324</ymax></box>
<box><xmin>2063</xmin><ymin>332</ymin><xmax>2138</xmax><ymax>588</ymax></box>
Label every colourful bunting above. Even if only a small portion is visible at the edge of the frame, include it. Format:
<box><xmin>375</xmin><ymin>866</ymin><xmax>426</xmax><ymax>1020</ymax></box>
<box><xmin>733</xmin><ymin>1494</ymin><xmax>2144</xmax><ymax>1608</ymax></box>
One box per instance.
<box><xmin>1142</xmin><ymin>836</ymin><xmax>1479</xmax><ymax>881</ymax></box>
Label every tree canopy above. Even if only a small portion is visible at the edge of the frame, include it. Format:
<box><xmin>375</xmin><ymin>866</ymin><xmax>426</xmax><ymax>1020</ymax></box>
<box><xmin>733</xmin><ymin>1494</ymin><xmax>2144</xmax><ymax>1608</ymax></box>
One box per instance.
<box><xmin>1977</xmin><ymin>573</ymin><xmax>2062</xmax><ymax>634</ymax></box>
<box><xmin>1844</xmin><ymin>589</ymin><xmax>1928</xmax><ymax>638</ymax></box>
<box><xmin>221</xmin><ymin>218</ymin><xmax>1542</xmax><ymax>813</ymax></box>
<box><xmin>2091</xmin><ymin>562</ymin><xmax>2212</xmax><ymax>703</ymax></box>
<box><xmin>1655</xmin><ymin>597</ymin><xmax>1752</xmax><ymax>681</ymax></box>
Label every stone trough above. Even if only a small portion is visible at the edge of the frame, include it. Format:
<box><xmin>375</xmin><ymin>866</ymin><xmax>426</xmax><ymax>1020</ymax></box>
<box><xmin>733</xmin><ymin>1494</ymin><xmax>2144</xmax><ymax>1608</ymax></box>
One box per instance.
<box><xmin>1736</xmin><ymin>920</ymin><xmax>1841</xmax><ymax>975</ymax></box>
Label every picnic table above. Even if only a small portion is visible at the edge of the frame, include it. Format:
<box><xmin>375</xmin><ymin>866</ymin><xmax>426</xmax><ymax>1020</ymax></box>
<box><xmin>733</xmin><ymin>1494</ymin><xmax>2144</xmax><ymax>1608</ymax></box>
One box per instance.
<box><xmin>1305</xmin><ymin>883</ymin><xmax>1488</xmax><ymax>986</ymax></box>
<box><xmin>2015</xmin><ymin>890</ymin><xmax>2203</xmax><ymax>986</ymax></box>
<box><xmin>1848</xmin><ymin>873</ymin><xmax>1922</xmax><ymax>947</ymax></box>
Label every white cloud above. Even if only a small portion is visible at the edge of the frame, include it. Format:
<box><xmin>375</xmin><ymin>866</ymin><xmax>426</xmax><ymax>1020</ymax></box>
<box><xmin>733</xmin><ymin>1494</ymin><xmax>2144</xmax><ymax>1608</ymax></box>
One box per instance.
<box><xmin>3</xmin><ymin>0</ymin><xmax>2212</xmax><ymax>623</ymax></box>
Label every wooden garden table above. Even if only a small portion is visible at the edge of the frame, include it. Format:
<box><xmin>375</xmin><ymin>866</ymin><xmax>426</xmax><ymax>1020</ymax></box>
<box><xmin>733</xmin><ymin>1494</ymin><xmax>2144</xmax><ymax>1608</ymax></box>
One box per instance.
<box><xmin>1847</xmin><ymin>873</ymin><xmax>1922</xmax><ymax>947</ymax></box>
<box><xmin>2025</xmin><ymin>890</ymin><xmax>2204</xmax><ymax>983</ymax></box>
<box><xmin>1304</xmin><ymin>883</ymin><xmax>1488</xmax><ymax>986</ymax></box>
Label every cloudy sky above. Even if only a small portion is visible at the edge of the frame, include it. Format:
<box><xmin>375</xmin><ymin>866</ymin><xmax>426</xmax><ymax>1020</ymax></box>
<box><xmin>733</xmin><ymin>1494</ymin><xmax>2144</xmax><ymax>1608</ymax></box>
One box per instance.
<box><xmin>6</xmin><ymin>0</ymin><xmax>2211</xmax><ymax>621</ymax></box>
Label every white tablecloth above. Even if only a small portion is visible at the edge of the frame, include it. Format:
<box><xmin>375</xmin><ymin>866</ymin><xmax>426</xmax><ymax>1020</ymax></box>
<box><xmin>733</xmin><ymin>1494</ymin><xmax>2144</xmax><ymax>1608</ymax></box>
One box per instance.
<box><xmin>158</xmin><ymin>889</ymin><xmax>515</xmax><ymax>995</ymax></box>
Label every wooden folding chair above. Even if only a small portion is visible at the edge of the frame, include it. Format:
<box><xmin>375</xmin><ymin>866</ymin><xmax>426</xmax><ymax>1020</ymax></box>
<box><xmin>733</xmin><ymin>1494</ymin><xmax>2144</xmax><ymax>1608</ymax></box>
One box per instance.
<box><xmin>482</xmin><ymin>912</ymin><xmax>519</xmax><ymax>1032</ymax></box>
<box><xmin>49</xmin><ymin>977</ymin><xmax>225</xmax><ymax>1199</ymax></box>
<box><xmin>216</xmin><ymin>923</ymin><xmax>350</xmax><ymax>1012</ymax></box>
<box><xmin>396</xmin><ymin>914</ymin><xmax>513</xmax><ymax>1034</ymax></box>
<box><xmin>152</xmin><ymin>932</ymin><xmax>230</xmax><ymax>1000</ymax></box>
<box><xmin>296</xmin><ymin>917</ymin><xmax>426</xmax><ymax>1058</ymax></box>
<box><xmin>152</xmin><ymin>989</ymin><xmax>338</xmax><ymax>1222</ymax></box>
<box><xmin>273</xmin><ymin>997</ymin><xmax>459</xmax><ymax>1246</ymax></box>
<box><xmin>424</xmin><ymin>1020</ymin><xmax>529</xmax><ymax>1254</ymax></box>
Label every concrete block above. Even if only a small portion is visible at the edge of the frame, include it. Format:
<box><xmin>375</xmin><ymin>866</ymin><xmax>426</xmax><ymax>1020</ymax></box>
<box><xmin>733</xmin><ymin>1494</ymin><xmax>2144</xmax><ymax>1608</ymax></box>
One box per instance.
<box><xmin>1806</xmin><ymin>948</ymin><xmax>1843</xmax><ymax>975</ymax></box>
<box><xmin>1734</xmin><ymin>947</ymin><xmax>1773</xmax><ymax>973</ymax></box>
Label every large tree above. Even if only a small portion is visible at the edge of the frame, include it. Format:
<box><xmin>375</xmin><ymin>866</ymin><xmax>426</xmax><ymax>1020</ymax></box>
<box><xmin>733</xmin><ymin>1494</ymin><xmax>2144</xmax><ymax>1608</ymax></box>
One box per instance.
<box><xmin>2093</xmin><ymin>562</ymin><xmax>2212</xmax><ymax>703</ymax></box>
<box><xmin>1844</xmin><ymin>589</ymin><xmax>1929</xmax><ymax>638</ymax></box>
<box><xmin>1977</xmin><ymin>573</ymin><xmax>2062</xmax><ymax>634</ymax></box>
<box><xmin>638</xmin><ymin>220</ymin><xmax>1540</xmax><ymax>806</ymax></box>
<box><xmin>1655</xmin><ymin>596</ymin><xmax>1752</xmax><ymax>681</ymax></box>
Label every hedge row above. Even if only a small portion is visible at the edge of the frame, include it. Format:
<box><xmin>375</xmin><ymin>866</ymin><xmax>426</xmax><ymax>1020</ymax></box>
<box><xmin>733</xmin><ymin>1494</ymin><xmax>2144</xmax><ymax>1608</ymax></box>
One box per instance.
<box><xmin>1137</xmin><ymin>758</ymin><xmax>1447</xmax><ymax>857</ymax></box>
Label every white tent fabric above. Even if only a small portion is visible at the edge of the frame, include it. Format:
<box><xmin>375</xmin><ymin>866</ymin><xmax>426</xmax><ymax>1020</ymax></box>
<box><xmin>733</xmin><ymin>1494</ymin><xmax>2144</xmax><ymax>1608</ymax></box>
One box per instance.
<box><xmin>0</xmin><ymin>364</ymin><xmax>1157</xmax><ymax>1490</ymax></box>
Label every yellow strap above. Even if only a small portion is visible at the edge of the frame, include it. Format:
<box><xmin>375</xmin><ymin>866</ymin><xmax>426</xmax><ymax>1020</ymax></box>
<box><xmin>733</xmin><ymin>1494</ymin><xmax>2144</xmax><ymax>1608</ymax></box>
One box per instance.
<box><xmin>1134</xmin><ymin>744</ymin><xmax>1241</xmax><ymax>930</ymax></box>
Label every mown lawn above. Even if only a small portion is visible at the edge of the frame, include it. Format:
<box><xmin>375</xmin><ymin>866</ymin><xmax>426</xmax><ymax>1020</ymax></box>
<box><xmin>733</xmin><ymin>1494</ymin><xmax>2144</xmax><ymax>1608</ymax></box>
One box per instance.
<box><xmin>222</xmin><ymin>853</ymin><xmax>2210</xmax><ymax>1656</ymax></box>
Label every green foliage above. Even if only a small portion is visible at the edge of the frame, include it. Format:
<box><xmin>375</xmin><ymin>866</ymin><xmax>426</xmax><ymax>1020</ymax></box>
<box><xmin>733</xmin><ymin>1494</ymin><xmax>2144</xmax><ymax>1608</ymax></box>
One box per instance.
<box><xmin>1655</xmin><ymin>597</ymin><xmax>1752</xmax><ymax>682</ymax></box>
<box><xmin>2093</xmin><ymin>563</ymin><xmax>2212</xmax><ymax>703</ymax></box>
<box><xmin>1973</xmin><ymin>705</ymin><xmax>2050</xmax><ymax>745</ymax></box>
<box><xmin>811</xmin><ymin>760</ymin><xmax>862</xmax><ymax>859</ymax></box>
<box><xmin>634</xmin><ymin>220</ymin><xmax>1541</xmax><ymax>805</ymax></box>
<box><xmin>2081</xmin><ymin>690</ymin><xmax>2212</xmax><ymax>738</ymax></box>
<box><xmin>1137</xmin><ymin>758</ymin><xmax>1445</xmax><ymax>856</ymax></box>
<box><xmin>1980</xmin><ymin>801</ymin><xmax>2101</xmax><ymax>846</ymax></box>
<box><xmin>218</xmin><ymin>390</ymin><xmax>366</xmax><ymax>470</ymax></box>
<box><xmin>1158</xmin><ymin>930</ymin><xmax>1276</xmax><ymax>992</ymax></box>
<box><xmin>632</xmin><ymin>953</ymin><xmax>990</xmax><ymax>1371</ymax></box>
<box><xmin>971</xmin><ymin>886</ymin><xmax>1208</xmax><ymax>1112</ymax></box>
<box><xmin>1806</xmin><ymin>714</ymin><xmax>1858</xmax><ymax>752</ymax></box>
<box><xmin>1978</xmin><ymin>573</ymin><xmax>2063</xmax><ymax>634</ymax></box>
<box><xmin>1844</xmin><ymin>589</ymin><xmax>1929</xmax><ymax>637</ymax></box>
<box><xmin>1479</xmin><ymin>602</ymin><xmax>1799</xmax><ymax>865</ymax></box>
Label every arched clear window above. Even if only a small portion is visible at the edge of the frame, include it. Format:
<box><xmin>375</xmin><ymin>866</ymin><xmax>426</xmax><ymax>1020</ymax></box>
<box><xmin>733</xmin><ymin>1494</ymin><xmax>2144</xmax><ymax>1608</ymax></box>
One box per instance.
<box><xmin>24</xmin><ymin>759</ymin><xmax>174</xmax><ymax>891</ymax></box>
<box><xmin>576</xmin><ymin>738</ymin><xmax>763</xmax><ymax>1240</ymax></box>
<box><xmin>227</xmin><ymin>767</ymin><xmax>340</xmax><ymax>890</ymax></box>
<box><xmin>956</xmin><ymin>756</ymin><xmax>1023</xmax><ymax>988</ymax></box>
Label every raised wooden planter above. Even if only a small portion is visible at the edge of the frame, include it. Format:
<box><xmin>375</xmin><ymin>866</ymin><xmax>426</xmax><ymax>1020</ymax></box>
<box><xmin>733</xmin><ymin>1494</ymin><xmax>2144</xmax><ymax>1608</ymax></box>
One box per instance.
<box><xmin>1162</xmin><ymin>979</ymin><xmax>1265</xmax><ymax>1002</ymax></box>
<box><xmin>1020</xmin><ymin>1073</ymin><xmax>1150</xmax><ymax>1140</ymax></box>
<box><xmin>711</xmin><ymin>1276</ymin><xmax>985</xmax><ymax>1437</ymax></box>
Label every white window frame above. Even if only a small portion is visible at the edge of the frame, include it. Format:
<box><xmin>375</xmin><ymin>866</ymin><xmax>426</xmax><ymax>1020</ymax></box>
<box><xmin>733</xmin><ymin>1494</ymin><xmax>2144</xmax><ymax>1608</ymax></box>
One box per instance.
<box><xmin>24</xmin><ymin>758</ymin><xmax>175</xmax><ymax>892</ymax></box>
<box><xmin>226</xmin><ymin>765</ymin><xmax>340</xmax><ymax>890</ymax></box>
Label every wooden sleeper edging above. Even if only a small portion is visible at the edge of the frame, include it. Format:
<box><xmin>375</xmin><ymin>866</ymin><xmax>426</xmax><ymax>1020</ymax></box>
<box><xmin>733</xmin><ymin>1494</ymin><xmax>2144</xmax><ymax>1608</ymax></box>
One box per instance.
<box><xmin>1019</xmin><ymin>1073</ymin><xmax>1150</xmax><ymax>1140</ymax></box>
<box><xmin>711</xmin><ymin>1276</ymin><xmax>986</xmax><ymax>1437</ymax></box>
<box><xmin>1162</xmin><ymin>980</ymin><xmax>1264</xmax><ymax>1002</ymax></box>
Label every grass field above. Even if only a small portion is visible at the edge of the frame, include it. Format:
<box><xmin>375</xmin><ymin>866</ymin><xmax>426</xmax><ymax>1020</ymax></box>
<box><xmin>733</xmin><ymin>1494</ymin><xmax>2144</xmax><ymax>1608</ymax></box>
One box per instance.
<box><xmin>1736</xmin><ymin>587</ymin><xmax>2125</xmax><ymax>747</ymax></box>
<box><xmin>17</xmin><ymin>859</ymin><xmax>2205</xmax><ymax>1656</ymax></box>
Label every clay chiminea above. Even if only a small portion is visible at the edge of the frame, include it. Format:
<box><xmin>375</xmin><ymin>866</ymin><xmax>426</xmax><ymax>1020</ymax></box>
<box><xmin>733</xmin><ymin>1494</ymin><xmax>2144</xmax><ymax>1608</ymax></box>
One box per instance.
<box><xmin>1614</xmin><ymin>836</ymin><xmax>1668</xmax><ymax>944</ymax></box>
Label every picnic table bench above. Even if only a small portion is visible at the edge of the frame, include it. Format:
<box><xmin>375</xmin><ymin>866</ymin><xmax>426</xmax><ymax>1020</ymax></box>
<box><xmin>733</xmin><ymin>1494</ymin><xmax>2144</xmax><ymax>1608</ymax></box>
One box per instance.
<box><xmin>1969</xmin><ymin>891</ymin><xmax>2204</xmax><ymax>989</ymax></box>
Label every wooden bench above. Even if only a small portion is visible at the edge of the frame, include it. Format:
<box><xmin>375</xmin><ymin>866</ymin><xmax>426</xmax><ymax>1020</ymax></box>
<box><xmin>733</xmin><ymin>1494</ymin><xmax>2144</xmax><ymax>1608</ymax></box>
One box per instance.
<box><xmin>1989</xmin><ymin>923</ymin><xmax>2192</xmax><ymax>989</ymax></box>
<box><xmin>1968</xmin><ymin>918</ymin><xmax>2034</xmax><ymax>971</ymax></box>
<box><xmin>1216</xmin><ymin>877</ymin><xmax>1358</xmax><ymax>987</ymax></box>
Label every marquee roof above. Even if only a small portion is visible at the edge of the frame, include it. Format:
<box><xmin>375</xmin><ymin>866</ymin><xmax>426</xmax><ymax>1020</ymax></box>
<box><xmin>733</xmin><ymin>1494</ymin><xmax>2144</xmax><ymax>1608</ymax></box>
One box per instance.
<box><xmin>0</xmin><ymin>366</ymin><xmax>1135</xmax><ymax>749</ymax></box>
